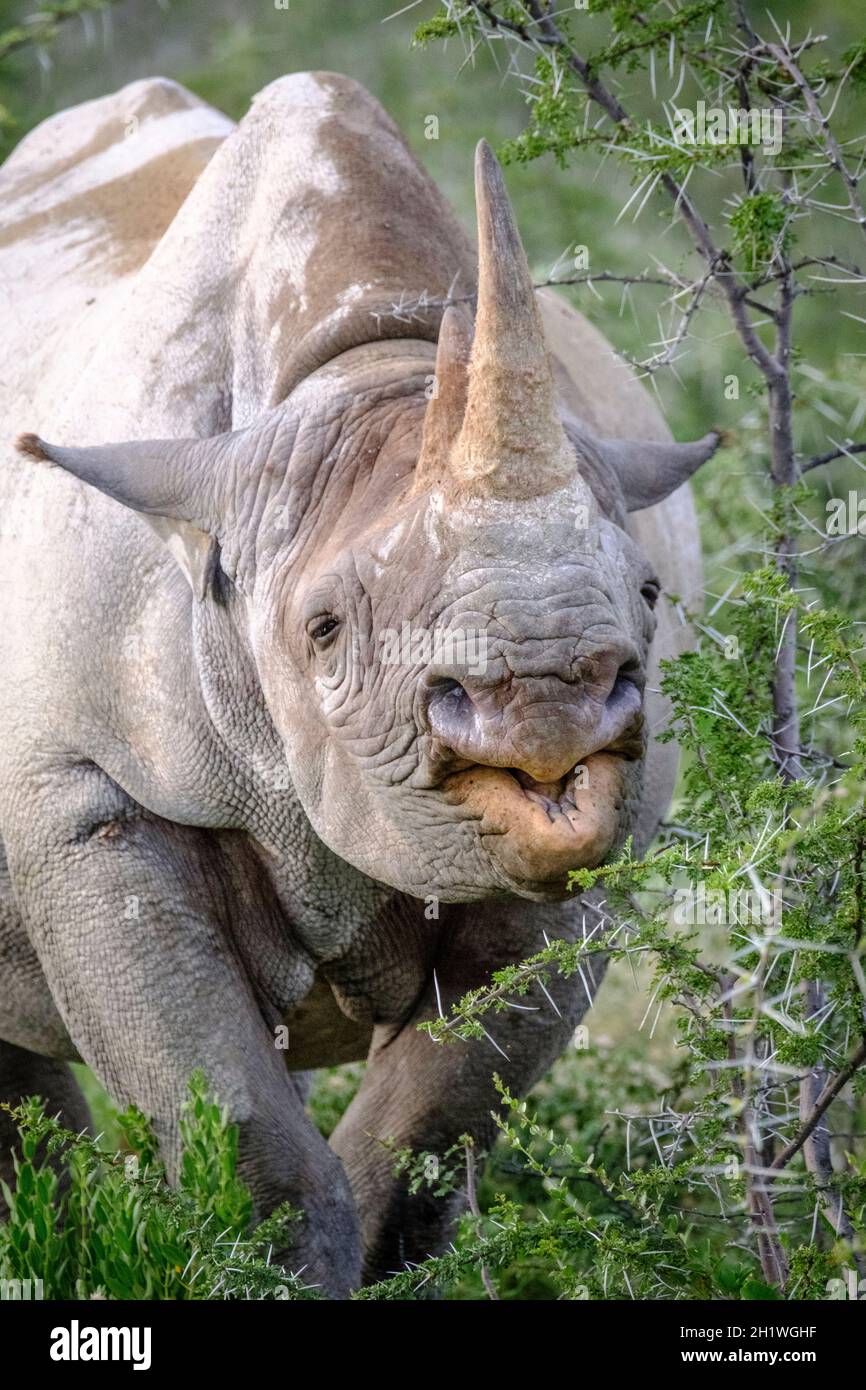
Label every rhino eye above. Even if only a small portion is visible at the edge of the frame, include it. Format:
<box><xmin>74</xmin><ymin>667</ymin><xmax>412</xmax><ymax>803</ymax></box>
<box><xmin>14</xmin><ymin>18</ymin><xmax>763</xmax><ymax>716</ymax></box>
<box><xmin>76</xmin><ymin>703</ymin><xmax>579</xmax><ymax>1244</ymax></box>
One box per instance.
<box><xmin>640</xmin><ymin>580</ymin><xmax>661</xmax><ymax>608</ymax></box>
<box><xmin>309</xmin><ymin>615</ymin><xmax>340</xmax><ymax>643</ymax></box>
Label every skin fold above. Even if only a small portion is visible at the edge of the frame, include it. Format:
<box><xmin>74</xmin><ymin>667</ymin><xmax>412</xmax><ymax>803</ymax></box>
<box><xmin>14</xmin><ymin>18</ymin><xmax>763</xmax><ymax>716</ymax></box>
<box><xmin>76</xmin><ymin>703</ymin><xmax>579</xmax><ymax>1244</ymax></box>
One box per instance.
<box><xmin>0</xmin><ymin>72</ymin><xmax>715</xmax><ymax>1294</ymax></box>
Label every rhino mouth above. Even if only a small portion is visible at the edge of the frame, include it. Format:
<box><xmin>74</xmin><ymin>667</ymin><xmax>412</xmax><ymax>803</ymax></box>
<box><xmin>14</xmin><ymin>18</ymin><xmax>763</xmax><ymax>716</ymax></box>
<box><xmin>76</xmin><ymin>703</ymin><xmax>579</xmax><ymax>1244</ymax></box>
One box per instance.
<box><xmin>440</xmin><ymin>749</ymin><xmax>635</xmax><ymax>894</ymax></box>
<box><xmin>507</xmin><ymin>766</ymin><xmax>589</xmax><ymax>821</ymax></box>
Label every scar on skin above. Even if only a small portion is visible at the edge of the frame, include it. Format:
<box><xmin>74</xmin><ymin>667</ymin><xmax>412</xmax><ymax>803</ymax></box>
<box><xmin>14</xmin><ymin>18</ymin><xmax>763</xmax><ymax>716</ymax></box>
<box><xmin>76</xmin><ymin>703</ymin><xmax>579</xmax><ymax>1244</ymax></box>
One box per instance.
<box><xmin>93</xmin><ymin>820</ymin><xmax>125</xmax><ymax>840</ymax></box>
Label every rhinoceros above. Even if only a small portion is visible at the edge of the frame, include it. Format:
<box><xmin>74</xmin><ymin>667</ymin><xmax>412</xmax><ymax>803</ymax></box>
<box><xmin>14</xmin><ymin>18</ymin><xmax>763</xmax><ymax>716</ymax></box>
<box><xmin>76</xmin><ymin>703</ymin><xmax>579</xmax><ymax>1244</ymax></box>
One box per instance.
<box><xmin>0</xmin><ymin>72</ymin><xmax>719</xmax><ymax>1295</ymax></box>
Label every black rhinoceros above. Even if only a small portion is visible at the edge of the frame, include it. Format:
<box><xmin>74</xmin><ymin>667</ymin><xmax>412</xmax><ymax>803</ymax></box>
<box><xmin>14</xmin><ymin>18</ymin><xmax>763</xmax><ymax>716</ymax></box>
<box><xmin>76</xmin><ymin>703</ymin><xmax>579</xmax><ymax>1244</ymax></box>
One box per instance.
<box><xmin>0</xmin><ymin>73</ymin><xmax>718</xmax><ymax>1294</ymax></box>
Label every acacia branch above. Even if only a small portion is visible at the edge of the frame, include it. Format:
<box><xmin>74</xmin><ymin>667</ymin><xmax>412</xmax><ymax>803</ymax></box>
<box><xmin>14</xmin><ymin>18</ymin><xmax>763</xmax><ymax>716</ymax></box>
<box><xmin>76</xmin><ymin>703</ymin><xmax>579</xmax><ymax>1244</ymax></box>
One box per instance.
<box><xmin>620</xmin><ymin>264</ymin><xmax>718</xmax><ymax>374</ymax></box>
<box><xmin>748</xmin><ymin>253</ymin><xmax>866</xmax><ymax>288</ymax></box>
<box><xmin>505</xmin><ymin>1</ymin><xmax>784</xmax><ymax>381</ymax></box>
<box><xmin>762</xmin><ymin>40</ymin><xmax>866</xmax><ymax>244</ymax></box>
<box><xmin>803</xmin><ymin>442</ymin><xmax>866</xmax><ymax>472</ymax></box>
<box><xmin>723</xmin><ymin>975</ymin><xmax>789</xmax><ymax>1288</ymax></box>
<box><xmin>545</xmin><ymin>270</ymin><xmax>681</xmax><ymax>289</ymax></box>
<box><xmin>770</xmin><ymin>1036</ymin><xmax>866</xmax><ymax>1172</ymax></box>
<box><xmin>798</xmin><ymin>1002</ymin><xmax>866</xmax><ymax>1275</ymax></box>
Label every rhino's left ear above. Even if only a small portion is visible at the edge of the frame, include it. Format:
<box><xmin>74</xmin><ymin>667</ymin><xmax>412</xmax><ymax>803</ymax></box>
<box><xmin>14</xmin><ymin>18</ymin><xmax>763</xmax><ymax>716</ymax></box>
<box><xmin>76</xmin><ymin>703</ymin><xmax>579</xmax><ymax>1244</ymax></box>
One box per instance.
<box><xmin>599</xmin><ymin>429</ymin><xmax>725</xmax><ymax>512</ymax></box>
<box><xmin>14</xmin><ymin>427</ymin><xmax>246</xmax><ymax>600</ymax></box>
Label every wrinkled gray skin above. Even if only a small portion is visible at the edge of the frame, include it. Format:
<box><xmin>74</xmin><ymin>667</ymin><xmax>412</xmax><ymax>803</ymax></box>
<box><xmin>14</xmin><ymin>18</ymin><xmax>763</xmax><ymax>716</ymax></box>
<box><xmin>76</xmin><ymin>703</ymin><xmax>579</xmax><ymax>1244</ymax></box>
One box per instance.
<box><xmin>0</xmin><ymin>74</ymin><xmax>717</xmax><ymax>1294</ymax></box>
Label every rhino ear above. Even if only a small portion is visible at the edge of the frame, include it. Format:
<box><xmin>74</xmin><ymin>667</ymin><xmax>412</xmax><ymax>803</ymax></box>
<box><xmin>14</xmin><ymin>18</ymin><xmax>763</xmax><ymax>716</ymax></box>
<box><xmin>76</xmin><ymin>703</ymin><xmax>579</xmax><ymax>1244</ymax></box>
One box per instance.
<box><xmin>600</xmin><ymin>430</ymin><xmax>725</xmax><ymax>511</ymax></box>
<box><xmin>15</xmin><ymin>429</ymin><xmax>234</xmax><ymax>600</ymax></box>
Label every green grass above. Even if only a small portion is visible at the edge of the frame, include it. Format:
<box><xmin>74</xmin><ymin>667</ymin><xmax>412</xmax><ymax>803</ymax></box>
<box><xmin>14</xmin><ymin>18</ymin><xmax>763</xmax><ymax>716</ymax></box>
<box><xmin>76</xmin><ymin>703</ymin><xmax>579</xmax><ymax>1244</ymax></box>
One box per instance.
<box><xmin>0</xmin><ymin>1073</ymin><xmax>312</xmax><ymax>1299</ymax></box>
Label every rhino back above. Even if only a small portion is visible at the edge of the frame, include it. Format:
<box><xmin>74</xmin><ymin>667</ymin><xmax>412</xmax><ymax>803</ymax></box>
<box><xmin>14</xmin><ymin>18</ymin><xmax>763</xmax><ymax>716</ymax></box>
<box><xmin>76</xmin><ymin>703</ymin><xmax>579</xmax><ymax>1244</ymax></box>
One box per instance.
<box><xmin>19</xmin><ymin>71</ymin><xmax>475</xmax><ymax>450</ymax></box>
<box><xmin>0</xmin><ymin>76</ymin><xmax>231</xmax><ymax>429</ymax></box>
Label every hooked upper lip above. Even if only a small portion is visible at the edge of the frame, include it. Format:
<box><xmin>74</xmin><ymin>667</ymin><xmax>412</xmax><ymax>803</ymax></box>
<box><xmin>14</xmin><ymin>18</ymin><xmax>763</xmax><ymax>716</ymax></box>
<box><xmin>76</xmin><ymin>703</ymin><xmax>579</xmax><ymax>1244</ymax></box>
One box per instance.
<box><xmin>416</xmin><ymin>716</ymin><xmax>645</xmax><ymax>796</ymax></box>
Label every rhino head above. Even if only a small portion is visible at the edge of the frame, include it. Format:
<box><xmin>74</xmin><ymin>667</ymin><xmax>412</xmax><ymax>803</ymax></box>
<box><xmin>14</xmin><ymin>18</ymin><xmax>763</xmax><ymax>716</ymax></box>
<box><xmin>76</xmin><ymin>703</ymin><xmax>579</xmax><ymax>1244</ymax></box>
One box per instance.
<box><xmin>16</xmin><ymin>142</ymin><xmax>719</xmax><ymax>902</ymax></box>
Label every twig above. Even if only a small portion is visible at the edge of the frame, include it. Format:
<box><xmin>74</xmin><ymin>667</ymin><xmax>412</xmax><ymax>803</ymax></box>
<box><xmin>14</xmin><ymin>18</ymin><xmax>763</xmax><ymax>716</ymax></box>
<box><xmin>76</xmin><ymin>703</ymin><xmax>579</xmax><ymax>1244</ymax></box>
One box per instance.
<box><xmin>464</xmin><ymin>1137</ymin><xmax>500</xmax><ymax>1299</ymax></box>
<box><xmin>763</xmin><ymin>40</ymin><xmax>866</xmax><ymax>244</ymax></box>
<box><xmin>802</xmin><ymin>442</ymin><xmax>866</xmax><ymax>472</ymax></box>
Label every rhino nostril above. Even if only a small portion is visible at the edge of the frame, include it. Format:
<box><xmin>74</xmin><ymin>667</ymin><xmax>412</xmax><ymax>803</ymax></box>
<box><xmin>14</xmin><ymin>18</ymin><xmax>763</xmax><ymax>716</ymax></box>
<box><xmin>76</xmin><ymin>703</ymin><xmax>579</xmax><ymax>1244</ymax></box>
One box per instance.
<box><xmin>603</xmin><ymin>668</ymin><xmax>643</xmax><ymax>732</ymax></box>
<box><xmin>425</xmin><ymin>677</ymin><xmax>474</xmax><ymax>734</ymax></box>
<box><xmin>429</xmin><ymin>676</ymin><xmax>464</xmax><ymax>707</ymax></box>
<box><xmin>617</xmin><ymin>654</ymin><xmax>641</xmax><ymax>683</ymax></box>
<box><xmin>424</xmin><ymin>654</ymin><xmax>644</xmax><ymax>778</ymax></box>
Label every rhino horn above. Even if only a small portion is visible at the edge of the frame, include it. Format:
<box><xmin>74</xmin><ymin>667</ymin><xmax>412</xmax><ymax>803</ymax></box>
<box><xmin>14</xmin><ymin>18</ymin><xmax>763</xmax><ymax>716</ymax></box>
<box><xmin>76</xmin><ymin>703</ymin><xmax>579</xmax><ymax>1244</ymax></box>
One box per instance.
<box><xmin>414</xmin><ymin>306</ymin><xmax>473</xmax><ymax>490</ymax></box>
<box><xmin>448</xmin><ymin>141</ymin><xmax>575</xmax><ymax>501</ymax></box>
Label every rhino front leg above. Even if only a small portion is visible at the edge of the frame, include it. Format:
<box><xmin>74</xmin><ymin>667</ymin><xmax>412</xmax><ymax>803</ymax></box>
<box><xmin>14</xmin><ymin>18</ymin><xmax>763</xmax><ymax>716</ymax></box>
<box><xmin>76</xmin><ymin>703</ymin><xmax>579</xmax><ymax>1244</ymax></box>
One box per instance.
<box><xmin>6</xmin><ymin>765</ymin><xmax>361</xmax><ymax>1297</ymax></box>
<box><xmin>330</xmin><ymin>899</ymin><xmax>603</xmax><ymax>1286</ymax></box>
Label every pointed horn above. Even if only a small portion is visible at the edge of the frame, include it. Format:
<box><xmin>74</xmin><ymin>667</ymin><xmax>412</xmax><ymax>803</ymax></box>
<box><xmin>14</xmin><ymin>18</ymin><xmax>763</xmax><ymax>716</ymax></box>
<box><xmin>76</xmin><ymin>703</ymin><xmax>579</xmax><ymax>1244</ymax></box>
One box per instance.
<box><xmin>414</xmin><ymin>306</ymin><xmax>473</xmax><ymax>490</ymax></box>
<box><xmin>450</xmin><ymin>141</ymin><xmax>575</xmax><ymax>500</ymax></box>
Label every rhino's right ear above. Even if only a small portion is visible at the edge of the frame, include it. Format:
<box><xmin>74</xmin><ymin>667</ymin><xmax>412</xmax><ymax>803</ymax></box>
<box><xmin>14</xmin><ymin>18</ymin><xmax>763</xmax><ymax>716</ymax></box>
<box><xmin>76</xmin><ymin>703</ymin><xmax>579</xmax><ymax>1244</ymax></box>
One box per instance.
<box><xmin>14</xmin><ymin>428</ymin><xmax>243</xmax><ymax>600</ymax></box>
